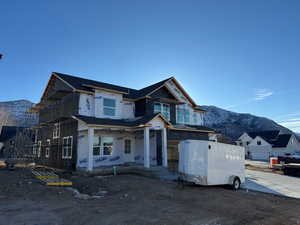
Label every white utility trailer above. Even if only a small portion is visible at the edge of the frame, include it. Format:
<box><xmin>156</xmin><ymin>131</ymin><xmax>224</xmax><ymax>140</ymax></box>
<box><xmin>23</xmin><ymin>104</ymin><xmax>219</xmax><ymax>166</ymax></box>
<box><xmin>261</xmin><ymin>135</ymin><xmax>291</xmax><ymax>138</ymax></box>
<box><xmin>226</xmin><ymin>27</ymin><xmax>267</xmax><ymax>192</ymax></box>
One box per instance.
<box><xmin>179</xmin><ymin>140</ymin><xmax>245</xmax><ymax>190</ymax></box>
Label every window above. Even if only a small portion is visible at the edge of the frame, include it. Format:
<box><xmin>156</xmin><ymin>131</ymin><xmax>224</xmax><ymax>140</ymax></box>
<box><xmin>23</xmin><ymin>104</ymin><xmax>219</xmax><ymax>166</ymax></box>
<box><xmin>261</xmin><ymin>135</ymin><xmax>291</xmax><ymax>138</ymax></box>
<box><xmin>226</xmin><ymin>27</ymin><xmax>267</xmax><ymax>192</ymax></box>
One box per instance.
<box><xmin>154</xmin><ymin>102</ymin><xmax>170</xmax><ymax>120</ymax></box>
<box><xmin>193</xmin><ymin>113</ymin><xmax>197</xmax><ymax>124</ymax></box>
<box><xmin>32</xmin><ymin>143</ymin><xmax>37</xmax><ymax>155</ymax></box>
<box><xmin>93</xmin><ymin>136</ymin><xmax>101</xmax><ymax>156</ymax></box>
<box><xmin>103</xmin><ymin>98</ymin><xmax>116</xmax><ymax>116</ymax></box>
<box><xmin>176</xmin><ymin>108</ymin><xmax>190</xmax><ymax>124</ymax></box>
<box><xmin>62</xmin><ymin>136</ymin><xmax>73</xmax><ymax>159</ymax></box>
<box><xmin>257</xmin><ymin>141</ymin><xmax>261</xmax><ymax>145</ymax></box>
<box><xmin>246</xmin><ymin>141</ymin><xmax>250</xmax><ymax>146</ymax></box>
<box><xmin>240</xmin><ymin>143</ymin><xmax>243</xmax><ymax>146</ymax></box>
<box><xmin>53</xmin><ymin>123</ymin><xmax>60</xmax><ymax>139</ymax></box>
<box><xmin>93</xmin><ymin>136</ymin><xmax>114</xmax><ymax>156</ymax></box>
<box><xmin>177</xmin><ymin>108</ymin><xmax>184</xmax><ymax>123</ymax></box>
<box><xmin>45</xmin><ymin>139</ymin><xmax>50</xmax><ymax>158</ymax></box>
<box><xmin>124</xmin><ymin>139</ymin><xmax>131</xmax><ymax>154</ymax></box>
<box><xmin>37</xmin><ymin>141</ymin><xmax>42</xmax><ymax>158</ymax></box>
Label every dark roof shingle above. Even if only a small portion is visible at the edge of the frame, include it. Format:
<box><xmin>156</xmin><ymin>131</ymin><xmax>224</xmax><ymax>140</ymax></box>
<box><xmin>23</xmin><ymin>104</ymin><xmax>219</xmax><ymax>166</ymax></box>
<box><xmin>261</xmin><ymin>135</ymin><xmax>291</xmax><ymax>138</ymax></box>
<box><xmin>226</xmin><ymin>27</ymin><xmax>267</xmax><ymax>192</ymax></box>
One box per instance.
<box><xmin>73</xmin><ymin>113</ymin><xmax>166</xmax><ymax>127</ymax></box>
<box><xmin>247</xmin><ymin>130</ymin><xmax>280</xmax><ymax>142</ymax></box>
<box><xmin>271</xmin><ymin>134</ymin><xmax>292</xmax><ymax>148</ymax></box>
<box><xmin>54</xmin><ymin>72</ymin><xmax>173</xmax><ymax>100</ymax></box>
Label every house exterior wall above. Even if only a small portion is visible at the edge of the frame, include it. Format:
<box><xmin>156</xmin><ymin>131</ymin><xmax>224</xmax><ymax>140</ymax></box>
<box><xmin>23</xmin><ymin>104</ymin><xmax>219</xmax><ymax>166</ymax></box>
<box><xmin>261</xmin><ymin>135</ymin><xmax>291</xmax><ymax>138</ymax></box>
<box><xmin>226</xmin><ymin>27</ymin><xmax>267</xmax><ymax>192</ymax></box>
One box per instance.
<box><xmin>79</xmin><ymin>92</ymin><xmax>135</xmax><ymax>119</ymax></box>
<box><xmin>236</xmin><ymin>133</ymin><xmax>253</xmax><ymax>147</ymax></box>
<box><xmin>36</xmin><ymin>118</ymin><xmax>78</xmax><ymax>170</ymax></box>
<box><xmin>39</xmin><ymin>92</ymin><xmax>79</xmax><ymax>124</ymax></box>
<box><xmin>76</xmin><ymin>130</ymin><xmax>157</xmax><ymax>169</ymax></box>
<box><xmin>165</xmin><ymin>80</ymin><xmax>204</xmax><ymax>126</ymax></box>
<box><xmin>79</xmin><ymin>93</ymin><xmax>95</xmax><ymax>117</ymax></box>
<box><xmin>242</xmin><ymin>133</ymin><xmax>300</xmax><ymax>160</ymax></box>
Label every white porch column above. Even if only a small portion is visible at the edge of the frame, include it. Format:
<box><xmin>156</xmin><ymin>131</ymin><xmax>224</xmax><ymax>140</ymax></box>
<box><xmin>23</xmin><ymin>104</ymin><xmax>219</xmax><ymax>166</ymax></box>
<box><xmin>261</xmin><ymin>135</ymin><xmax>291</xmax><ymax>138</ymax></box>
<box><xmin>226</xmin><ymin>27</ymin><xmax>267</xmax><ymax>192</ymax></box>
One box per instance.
<box><xmin>87</xmin><ymin>127</ymin><xmax>94</xmax><ymax>171</ymax></box>
<box><xmin>162</xmin><ymin>127</ymin><xmax>168</xmax><ymax>168</ymax></box>
<box><xmin>144</xmin><ymin>126</ymin><xmax>150</xmax><ymax>168</ymax></box>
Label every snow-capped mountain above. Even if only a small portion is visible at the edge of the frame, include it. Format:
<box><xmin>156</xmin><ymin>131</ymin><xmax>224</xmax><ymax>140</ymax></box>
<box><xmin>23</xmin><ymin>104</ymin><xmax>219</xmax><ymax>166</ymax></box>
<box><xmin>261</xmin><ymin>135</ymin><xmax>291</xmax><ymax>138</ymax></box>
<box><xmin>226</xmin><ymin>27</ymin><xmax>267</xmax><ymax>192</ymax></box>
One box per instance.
<box><xmin>0</xmin><ymin>100</ymin><xmax>37</xmax><ymax>127</ymax></box>
<box><xmin>202</xmin><ymin>105</ymin><xmax>293</xmax><ymax>140</ymax></box>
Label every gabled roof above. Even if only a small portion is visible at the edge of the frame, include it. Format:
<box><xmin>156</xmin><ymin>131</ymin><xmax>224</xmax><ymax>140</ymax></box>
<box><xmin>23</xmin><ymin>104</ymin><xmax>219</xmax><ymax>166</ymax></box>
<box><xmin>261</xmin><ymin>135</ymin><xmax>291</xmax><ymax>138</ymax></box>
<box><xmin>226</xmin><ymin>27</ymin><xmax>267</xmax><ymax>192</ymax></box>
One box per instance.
<box><xmin>271</xmin><ymin>134</ymin><xmax>292</xmax><ymax>148</ymax></box>
<box><xmin>247</xmin><ymin>130</ymin><xmax>280</xmax><ymax>142</ymax></box>
<box><xmin>72</xmin><ymin>113</ymin><xmax>172</xmax><ymax>128</ymax></box>
<box><xmin>53</xmin><ymin>72</ymin><xmax>134</xmax><ymax>94</ymax></box>
<box><xmin>124</xmin><ymin>77</ymin><xmax>173</xmax><ymax>99</ymax></box>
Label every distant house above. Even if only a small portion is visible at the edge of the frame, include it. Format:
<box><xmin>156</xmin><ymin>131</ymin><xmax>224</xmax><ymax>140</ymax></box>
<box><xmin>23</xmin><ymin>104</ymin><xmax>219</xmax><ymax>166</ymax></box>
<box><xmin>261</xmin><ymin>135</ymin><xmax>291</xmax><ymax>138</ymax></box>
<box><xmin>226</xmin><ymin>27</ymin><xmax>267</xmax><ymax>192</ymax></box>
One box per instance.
<box><xmin>236</xmin><ymin>130</ymin><xmax>300</xmax><ymax>160</ymax></box>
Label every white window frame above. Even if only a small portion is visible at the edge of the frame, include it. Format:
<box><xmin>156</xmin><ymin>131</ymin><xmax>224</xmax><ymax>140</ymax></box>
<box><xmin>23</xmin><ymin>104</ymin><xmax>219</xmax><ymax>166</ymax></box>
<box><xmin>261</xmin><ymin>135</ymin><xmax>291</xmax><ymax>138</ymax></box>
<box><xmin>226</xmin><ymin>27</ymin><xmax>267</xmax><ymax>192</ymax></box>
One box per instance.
<box><xmin>93</xmin><ymin>135</ymin><xmax>114</xmax><ymax>156</ymax></box>
<box><xmin>32</xmin><ymin>143</ymin><xmax>37</xmax><ymax>155</ymax></box>
<box><xmin>62</xmin><ymin>136</ymin><xmax>73</xmax><ymax>159</ymax></box>
<box><xmin>154</xmin><ymin>102</ymin><xmax>170</xmax><ymax>120</ymax></box>
<box><xmin>53</xmin><ymin>123</ymin><xmax>60</xmax><ymax>139</ymax></box>
<box><xmin>176</xmin><ymin>108</ymin><xmax>190</xmax><ymax>124</ymax></box>
<box><xmin>37</xmin><ymin>141</ymin><xmax>42</xmax><ymax>158</ymax></box>
<box><xmin>45</xmin><ymin>139</ymin><xmax>51</xmax><ymax>158</ymax></box>
<box><xmin>103</xmin><ymin>98</ymin><xmax>116</xmax><ymax>117</ymax></box>
<box><xmin>124</xmin><ymin>139</ymin><xmax>131</xmax><ymax>154</ymax></box>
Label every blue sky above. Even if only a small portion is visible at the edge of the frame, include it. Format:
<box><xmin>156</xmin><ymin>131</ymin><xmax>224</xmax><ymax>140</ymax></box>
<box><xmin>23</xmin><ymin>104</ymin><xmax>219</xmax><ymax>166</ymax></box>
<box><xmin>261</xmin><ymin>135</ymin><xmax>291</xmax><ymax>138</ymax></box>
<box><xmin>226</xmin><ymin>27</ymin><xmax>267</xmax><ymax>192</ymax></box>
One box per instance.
<box><xmin>1</xmin><ymin>0</ymin><xmax>300</xmax><ymax>132</ymax></box>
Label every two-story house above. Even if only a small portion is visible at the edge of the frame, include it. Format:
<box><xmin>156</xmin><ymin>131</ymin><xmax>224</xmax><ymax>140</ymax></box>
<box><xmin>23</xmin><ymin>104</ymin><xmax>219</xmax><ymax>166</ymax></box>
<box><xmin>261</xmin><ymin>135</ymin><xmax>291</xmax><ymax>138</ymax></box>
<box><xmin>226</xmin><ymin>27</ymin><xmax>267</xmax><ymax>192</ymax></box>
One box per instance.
<box><xmin>31</xmin><ymin>72</ymin><xmax>214</xmax><ymax>171</ymax></box>
<box><xmin>236</xmin><ymin>130</ymin><xmax>300</xmax><ymax>160</ymax></box>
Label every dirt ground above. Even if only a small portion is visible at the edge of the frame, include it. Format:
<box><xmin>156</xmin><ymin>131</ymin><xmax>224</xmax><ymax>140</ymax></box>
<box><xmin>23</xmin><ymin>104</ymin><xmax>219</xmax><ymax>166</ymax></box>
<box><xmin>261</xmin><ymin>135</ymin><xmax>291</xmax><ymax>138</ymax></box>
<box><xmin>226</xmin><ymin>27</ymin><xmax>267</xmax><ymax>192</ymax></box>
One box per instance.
<box><xmin>1</xmin><ymin>166</ymin><xmax>300</xmax><ymax>225</ymax></box>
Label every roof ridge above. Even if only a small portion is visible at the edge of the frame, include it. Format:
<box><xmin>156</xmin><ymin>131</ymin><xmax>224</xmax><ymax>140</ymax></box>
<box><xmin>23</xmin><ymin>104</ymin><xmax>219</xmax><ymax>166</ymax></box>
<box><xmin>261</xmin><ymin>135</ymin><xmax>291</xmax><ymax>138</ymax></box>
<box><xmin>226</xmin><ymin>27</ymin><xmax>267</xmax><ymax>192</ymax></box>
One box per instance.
<box><xmin>53</xmin><ymin>72</ymin><xmax>139</xmax><ymax>92</ymax></box>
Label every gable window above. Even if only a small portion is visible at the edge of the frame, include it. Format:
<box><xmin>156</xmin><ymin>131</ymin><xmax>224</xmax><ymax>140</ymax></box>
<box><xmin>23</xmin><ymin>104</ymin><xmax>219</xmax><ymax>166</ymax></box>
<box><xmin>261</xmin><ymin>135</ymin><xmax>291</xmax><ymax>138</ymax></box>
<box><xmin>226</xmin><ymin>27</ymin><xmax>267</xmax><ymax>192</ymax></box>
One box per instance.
<box><xmin>154</xmin><ymin>102</ymin><xmax>170</xmax><ymax>120</ymax></box>
<box><xmin>45</xmin><ymin>139</ymin><xmax>51</xmax><ymax>158</ymax></box>
<box><xmin>124</xmin><ymin>139</ymin><xmax>131</xmax><ymax>154</ymax></box>
<box><xmin>177</xmin><ymin>108</ymin><xmax>190</xmax><ymax>124</ymax></box>
<box><xmin>257</xmin><ymin>141</ymin><xmax>261</xmax><ymax>145</ymax></box>
<box><xmin>246</xmin><ymin>141</ymin><xmax>250</xmax><ymax>145</ymax></box>
<box><xmin>37</xmin><ymin>141</ymin><xmax>42</xmax><ymax>158</ymax></box>
<box><xmin>93</xmin><ymin>136</ymin><xmax>114</xmax><ymax>156</ymax></box>
<box><xmin>62</xmin><ymin>136</ymin><xmax>73</xmax><ymax>159</ymax></box>
<box><xmin>103</xmin><ymin>98</ymin><xmax>116</xmax><ymax>116</ymax></box>
<box><xmin>53</xmin><ymin>123</ymin><xmax>60</xmax><ymax>139</ymax></box>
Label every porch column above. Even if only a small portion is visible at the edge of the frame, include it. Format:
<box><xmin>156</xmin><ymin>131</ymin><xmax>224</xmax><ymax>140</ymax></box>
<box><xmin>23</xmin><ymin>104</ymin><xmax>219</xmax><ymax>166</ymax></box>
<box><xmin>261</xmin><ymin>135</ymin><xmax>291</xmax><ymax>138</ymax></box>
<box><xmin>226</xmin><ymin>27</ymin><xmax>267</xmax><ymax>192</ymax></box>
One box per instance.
<box><xmin>87</xmin><ymin>127</ymin><xmax>94</xmax><ymax>171</ymax></box>
<box><xmin>144</xmin><ymin>126</ymin><xmax>150</xmax><ymax>168</ymax></box>
<box><xmin>162</xmin><ymin>127</ymin><xmax>168</xmax><ymax>168</ymax></box>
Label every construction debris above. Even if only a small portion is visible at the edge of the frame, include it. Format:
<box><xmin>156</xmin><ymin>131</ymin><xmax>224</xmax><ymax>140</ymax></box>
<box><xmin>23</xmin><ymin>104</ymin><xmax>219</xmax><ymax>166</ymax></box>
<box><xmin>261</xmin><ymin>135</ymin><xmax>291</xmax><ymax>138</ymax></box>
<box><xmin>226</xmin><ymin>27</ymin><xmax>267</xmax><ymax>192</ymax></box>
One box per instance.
<box><xmin>31</xmin><ymin>167</ymin><xmax>72</xmax><ymax>186</ymax></box>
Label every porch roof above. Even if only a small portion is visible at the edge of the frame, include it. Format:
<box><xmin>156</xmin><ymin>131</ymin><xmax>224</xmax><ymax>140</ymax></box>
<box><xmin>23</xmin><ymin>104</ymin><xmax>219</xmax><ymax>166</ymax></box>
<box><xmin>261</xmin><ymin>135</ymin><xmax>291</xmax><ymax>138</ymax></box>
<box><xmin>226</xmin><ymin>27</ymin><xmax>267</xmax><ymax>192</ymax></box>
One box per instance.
<box><xmin>72</xmin><ymin>113</ymin><xmax>172</xmax><ymax>128</ymax></box>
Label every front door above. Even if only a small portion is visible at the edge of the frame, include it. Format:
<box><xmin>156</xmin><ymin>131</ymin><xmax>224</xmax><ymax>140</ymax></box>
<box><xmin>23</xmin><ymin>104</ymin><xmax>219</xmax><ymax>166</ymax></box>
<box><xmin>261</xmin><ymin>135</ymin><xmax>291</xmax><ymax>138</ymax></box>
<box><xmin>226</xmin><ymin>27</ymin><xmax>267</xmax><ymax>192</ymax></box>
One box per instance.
<box><xmin>123</xmin><ymin>138</ymin><xmax>134</xmax><ymax>162</ymax></box>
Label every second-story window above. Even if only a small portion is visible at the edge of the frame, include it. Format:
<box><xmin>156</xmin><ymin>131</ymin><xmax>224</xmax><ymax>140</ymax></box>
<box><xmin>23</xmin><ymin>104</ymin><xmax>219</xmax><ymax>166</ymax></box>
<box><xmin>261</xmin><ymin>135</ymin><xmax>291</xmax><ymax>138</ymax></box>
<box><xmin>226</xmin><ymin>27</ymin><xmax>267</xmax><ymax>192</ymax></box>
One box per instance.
<box><xmin>177</xmin><ymin>108</ymin><xmax>190</xmax><ymax>124</ymax></box>
<box><xmin>154</xmin><ymin>102</ymin><xmax>170</xmax><ymax>120</ymax></box>
<box><xmin>103</xmin><ymin>98</ymin><xmax>116</xmax><ymax>116</ymax></box>
<box><xmin>53</xmin><ymin>123</ymin><xmax>60</xmax><ymax>139</ymax></box>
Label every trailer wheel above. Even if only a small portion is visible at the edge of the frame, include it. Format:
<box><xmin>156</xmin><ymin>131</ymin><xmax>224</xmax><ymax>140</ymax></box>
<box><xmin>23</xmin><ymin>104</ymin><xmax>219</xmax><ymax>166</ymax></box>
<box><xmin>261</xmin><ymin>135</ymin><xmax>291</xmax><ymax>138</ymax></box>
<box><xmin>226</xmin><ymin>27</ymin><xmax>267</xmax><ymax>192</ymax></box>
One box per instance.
<box><xmin>232</xmin><ymin>177</ymin><xmax>241</xmax><ymax>190</ymax></box>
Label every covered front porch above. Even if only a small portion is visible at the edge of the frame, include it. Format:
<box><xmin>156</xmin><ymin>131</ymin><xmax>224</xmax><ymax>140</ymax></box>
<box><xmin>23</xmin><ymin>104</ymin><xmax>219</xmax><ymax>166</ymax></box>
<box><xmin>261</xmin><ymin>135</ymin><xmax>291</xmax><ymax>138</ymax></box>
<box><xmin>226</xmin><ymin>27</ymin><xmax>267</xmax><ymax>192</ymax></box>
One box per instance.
<box><xmin>74</xmin><ymin>114</ymin><xmax>170</xmax><ymax>171</ymax></box>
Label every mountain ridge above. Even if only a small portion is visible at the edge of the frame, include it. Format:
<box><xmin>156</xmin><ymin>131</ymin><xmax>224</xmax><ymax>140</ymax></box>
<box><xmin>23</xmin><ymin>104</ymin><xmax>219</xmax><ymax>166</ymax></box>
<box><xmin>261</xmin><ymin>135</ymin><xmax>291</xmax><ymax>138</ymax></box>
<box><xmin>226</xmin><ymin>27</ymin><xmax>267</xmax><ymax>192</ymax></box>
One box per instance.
<box><xmin>202</xmin><ymin>105</ymin><xmax>294</xmax><ymax>140</ymax></box>
<box><xmin>0</xmin><ymin>99</ymin><xmax>295</xmax><ymax>141</ymax></box>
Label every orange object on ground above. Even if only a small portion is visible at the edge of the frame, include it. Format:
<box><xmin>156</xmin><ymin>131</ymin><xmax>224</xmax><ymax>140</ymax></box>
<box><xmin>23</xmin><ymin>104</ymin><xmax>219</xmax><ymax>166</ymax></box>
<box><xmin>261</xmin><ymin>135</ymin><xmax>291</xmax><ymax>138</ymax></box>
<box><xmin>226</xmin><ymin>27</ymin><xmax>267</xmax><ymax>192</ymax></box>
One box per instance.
<box><xmin>270</xmin><ymin>157</ymin><xmax>278</xmax><ymax>168</ymax></box>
